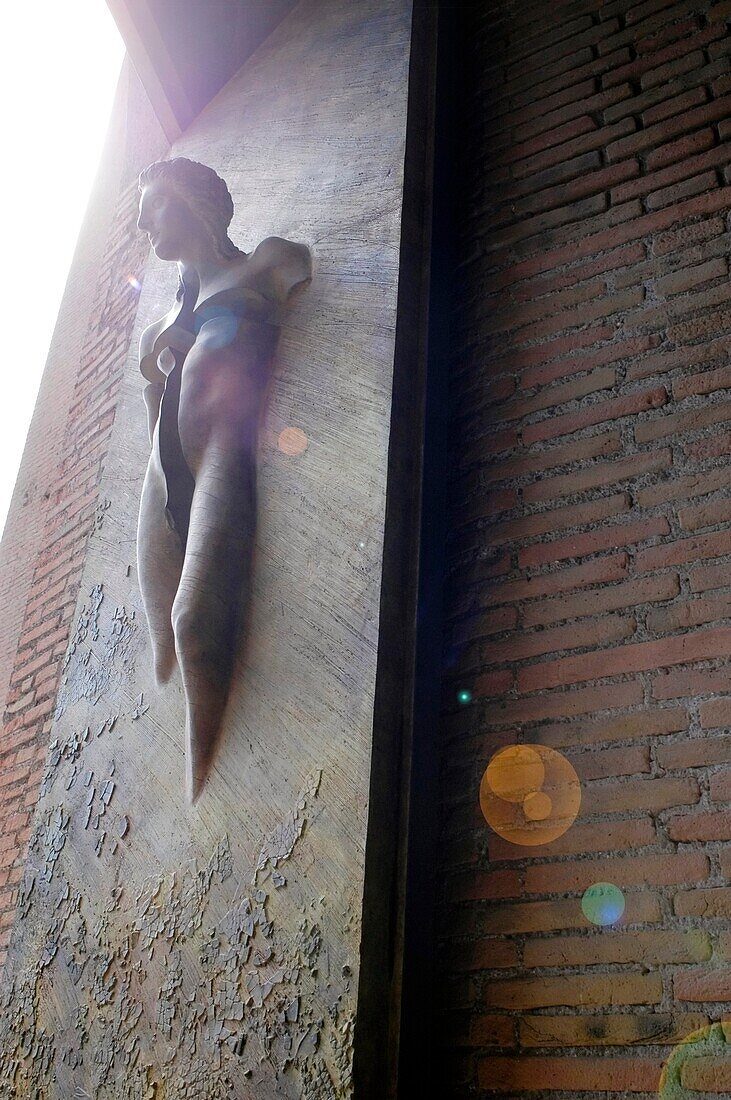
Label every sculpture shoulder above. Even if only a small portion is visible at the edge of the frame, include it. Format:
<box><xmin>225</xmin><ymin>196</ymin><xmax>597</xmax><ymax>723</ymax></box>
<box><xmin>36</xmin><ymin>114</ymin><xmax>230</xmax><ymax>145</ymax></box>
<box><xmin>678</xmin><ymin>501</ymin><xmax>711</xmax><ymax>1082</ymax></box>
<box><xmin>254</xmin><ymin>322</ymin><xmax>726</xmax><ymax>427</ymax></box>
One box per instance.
<box><xmin>248</xmin><ymin>236</ymin><xmax>312</xmax><ymax>301</ymax></box>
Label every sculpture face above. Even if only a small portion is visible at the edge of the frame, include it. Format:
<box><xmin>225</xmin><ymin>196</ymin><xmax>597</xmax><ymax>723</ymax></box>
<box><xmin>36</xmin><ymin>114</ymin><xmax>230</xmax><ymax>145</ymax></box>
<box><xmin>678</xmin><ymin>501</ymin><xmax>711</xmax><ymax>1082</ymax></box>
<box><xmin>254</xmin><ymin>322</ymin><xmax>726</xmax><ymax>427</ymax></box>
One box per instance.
<box><xmin>137</xmin><ymin>180</ymin><xmax>204</xmax><ymax>262</ymax></box>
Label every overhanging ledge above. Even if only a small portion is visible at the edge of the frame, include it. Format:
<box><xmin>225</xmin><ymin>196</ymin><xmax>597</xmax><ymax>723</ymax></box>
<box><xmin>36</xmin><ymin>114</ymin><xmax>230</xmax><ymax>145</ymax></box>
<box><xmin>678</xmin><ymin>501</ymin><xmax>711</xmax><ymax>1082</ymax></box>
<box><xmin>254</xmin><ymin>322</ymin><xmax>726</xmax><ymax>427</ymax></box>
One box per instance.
<box><xmin>106</xmin><ymin>0</ymin><xmax>297</xmax><ymax>139</ymax></box>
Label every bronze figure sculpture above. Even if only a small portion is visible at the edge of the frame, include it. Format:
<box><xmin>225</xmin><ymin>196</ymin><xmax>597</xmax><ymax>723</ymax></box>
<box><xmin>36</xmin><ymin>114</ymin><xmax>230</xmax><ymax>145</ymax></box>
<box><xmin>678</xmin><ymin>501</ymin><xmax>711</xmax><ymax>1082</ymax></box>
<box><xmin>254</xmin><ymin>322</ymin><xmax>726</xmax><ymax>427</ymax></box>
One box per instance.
<box><xmin>136</xmin><ymin>158</ymin><xmax>311</xmax><ymax>803</ymax></box>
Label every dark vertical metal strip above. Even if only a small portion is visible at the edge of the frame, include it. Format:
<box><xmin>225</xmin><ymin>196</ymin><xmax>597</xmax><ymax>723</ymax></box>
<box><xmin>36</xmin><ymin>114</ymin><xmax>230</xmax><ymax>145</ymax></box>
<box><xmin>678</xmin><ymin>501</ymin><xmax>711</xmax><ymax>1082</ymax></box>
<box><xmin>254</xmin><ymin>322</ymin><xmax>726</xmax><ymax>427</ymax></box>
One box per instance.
<box><xmin>352</xmin><ymin>2</ymin><xmax>439</xmax><ymax>1097</ymax></box>
<box><xmin>397</xmin><ymin>0</ymin><xmax>458</xmax><ymax>1096</ymax></box>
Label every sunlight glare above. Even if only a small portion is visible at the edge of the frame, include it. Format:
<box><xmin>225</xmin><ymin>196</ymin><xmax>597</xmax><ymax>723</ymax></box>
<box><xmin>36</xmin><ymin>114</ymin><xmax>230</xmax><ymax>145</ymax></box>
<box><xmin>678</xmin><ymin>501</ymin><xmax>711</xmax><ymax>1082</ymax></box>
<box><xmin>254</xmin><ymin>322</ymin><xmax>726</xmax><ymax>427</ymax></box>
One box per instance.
<box><xmin>0</xmin><ymin>2</ymin><xmax>125</xmax><ymax>534</ymax></box>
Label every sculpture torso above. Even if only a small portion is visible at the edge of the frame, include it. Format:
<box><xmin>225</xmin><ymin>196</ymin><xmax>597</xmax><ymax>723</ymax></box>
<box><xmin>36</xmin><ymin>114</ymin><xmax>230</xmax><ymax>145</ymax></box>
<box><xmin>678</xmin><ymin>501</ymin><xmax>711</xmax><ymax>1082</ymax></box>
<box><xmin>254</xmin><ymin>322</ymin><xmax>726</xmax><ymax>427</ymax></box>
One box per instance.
<box><xmin>139</xmin><ymin>237</ymin><xmax>309</xmax><ymax>544</ymax></box>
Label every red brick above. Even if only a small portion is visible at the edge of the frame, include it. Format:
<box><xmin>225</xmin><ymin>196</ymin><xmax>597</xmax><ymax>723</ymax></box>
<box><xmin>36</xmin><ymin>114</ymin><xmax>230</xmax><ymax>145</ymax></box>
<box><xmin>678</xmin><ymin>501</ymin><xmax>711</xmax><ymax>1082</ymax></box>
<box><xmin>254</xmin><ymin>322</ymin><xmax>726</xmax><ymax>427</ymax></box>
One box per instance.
<box><xmin>658</xmin><ymin>736</ymin><xmax>731</xmax><ymax>770</ymax></box>
<box><xmin>569</xmin><ymin>743</ymin><xmax>650</xmax><ymax>782</ymax></box>
<box><xmin>684</xmin><ymin>430</ymin><xmax>731</xmax><ymax>461</ymax></box>
<box><xmin>481</xmin><ymin>972</ymin><xmax>662</xmax><ymax>1011</ymax></box>
<box><xmin>518</xmin><ymin>627</ymin><xmax>731</xmax><ymax>693</ymax></box>
<box><xmin>584</xmin><ymin>775</ymin><xmax>699</xmax><ymax>815</ymax></box>
<box><xmin>515</xmin><ymin>248</ymin><xmax>645</xmax><ymax>310</ymax></box>
<box><xmin>473</xmin><ymin>668</ymin><xmax>514</xmax><ymax>699</ymax></box>
<box><xmin>479</xmin><ymin>680</ymin><xmax>644</xmax><ymax>728</ymax></box>
<box><xmin>482</xmin><ymin>430</ymin><xmax>621</xmax><ymax>485</ymax></box>
<box><xmin>713</xmin><ymin>71</ymin><xmax>731</xmax><ymax>95</ymax></box>
<box><xmin>513</xmin><ymin>49</ymin><xmax>634</xmax><ymax>113</ymax></box>
<box><xmin>514</xmin><ymin>85</ymin><xmax>629</xmax><ymax>142</ymax></box>
<box><xmin>467</xmin><ymin>1015</ymin><xmax>515</xmax><ymax>1048</ymax></box>
<box><xmin>502</xmin><ymin>115</ymin><xmax>597</xmax><ymax>165</ymax></box>
<box><xmin>524</xmin><ymin>929</ymin><xmax>710</xmax><ymax>969</ymax></box>
<box><xmin>642</xmin><ymin>47</ymin><xmax>716</xmax><ymax>90</ymax></box>
<box><xmin>492</xmin><ymin>367</ymin><xmax>616</xmax><ymax>421</ymax></box>
<box><xmin>654</xmin><ymin>666</ymin><xmax>731</xmax><ymax>701</ymax></box>
<box><xmin>690</xmin><ymin>560</ymin><xmax>731</xmax><ymax>593</ymax></box>
<box><xmin>510</xmin><ymin>159</ymin><xmax>639</xmax><ymax>221</ymax></box>
<box><xmin>489</xmin><ymin>185</ymin><xmax>731</xmax><ymax>291</ymax></box>
<box><xmin>476</xmin><ymin>325</ymin><xmax>615</xmax><ymax>380</ymax></box>
<box><xmin>637</xmin><ymin>13</ymin><xmax>700</xmax><ymax>52</ymax></box>
<box><xmin>524</xmin><ymin>573</ymin><xmax>679</xmax><ymax>628</ymax></box>
<box><xmin>667</xmin><ymin>810</ymin><xmax>731</xmax><ymax>842</ymax></box>
<box><xmin>523</xmin><ymin>447</ymin><xmax>672</xmax><ymax>504</ymax></box>
<box><xmin>674</xmin><ymin>361</ymin><xmax>731</xmax><ymax>400</ymax></box>
<box><xmin>701</xmin><ymin>698</ymin><xmax>731</xmax><ymax>729</ymax></box>
<box><xmin>508</xmin><ymin>79</ymin><xmax>597</xmax><ymax>131</ymax></box>
<box><xmin>484</xmin><ymin>614</ymin><xmax>635</xmax><ymax>662</ymax></box>
<box><xmin>524</xmin><ymin>850</ymin><xmax>708</xmax><ymax>894</ymax></box>
<box><xmin>654</xmin><ymin>216</ymin><xmax>725</xmax><ymax>257</ymax></box>
<box><xmin>627</xmin><ymin>332</ymin><xmax>731</xmax><ymax>381</ymax></box>
<box><xmin>450</xmin><ymin>606</ymin><xmax>518</xmax><ymax>646</ymax></box>
<box><xmin>447</xmin><ymin>867</ymin><xmax>522</xmax><ymax>905</ymax></box>
<box><xmin>453</xmin><ymin>487</ymin><xmax>518</xmax><ymax>528</ymax></box>
<box><xmin>673</xmin><ymin>969</ymin><xmax>731</xmax><ymax>1002</ymax></box>
<box><xmin>478</xmin><ymin>280</ymin><xmax>605</xmax><ymax>338</ymax></box>
<box><xmin>488</xmin><ymin>816</ymin><xmax>655</xmax><ymax>861</ymax></box>
<box><xmin>642</xmin><ymin>86</ymin><xmax>708</xmax><ymax>125</ymax></box>
<box><xmin>481</xmin><ymin>554</ymin><xmax>629</xmax><ymax>609</ymax></box>
<box><xmin>477</xmin><ymin>1055</ymin><xmax>663</xmax><ymax>1093</ymax></box>
<box><xmin>512</xmin><ymin>123</ymin><xmax>636</xmax><ymax>180</ymax></box>
<box><xmin>681</xmin><ymin>1055</ymin><xmax>731</xmax><ymax>1094</ymax></box>
<box><xmin>677</xmin><ymin>884</ymin><xmax>729</xmax><ymax>919</ymax></box>
<box><xmin>639</xmin><ymin>466</ymin><xmax>731</xmax><ymax>509</ymax></box>
<box><xmin>519</xmin><ymin>1013</ymin><xmax>708</xmax><ymax>1049</ymax></box>
<box><xmin>647</xmin><ymin>170</ymin><xmax>720</xmax><ymax>212</ymax></box>
<box><xmin>711</xmin><ymin>768</ymin><xmax>731</xmax><ymax>802</ymax></box>
<box><xmin>484</xmin><ymin>493</ymin><xmax>632</xmax><ymax>547</ymax></box>
<box><xmin>657</xmin><ymin>258</ymin><xmax>728</xmax><ymax>300</ymax></box>
<box><xmin>612</xmin><ymin>146</ymin><xmax>731</xmax><ymax>206</ymax></box>
<box><xmin>607</xmin><ymin>90</ymin><xmax>731</xmax><ymax>162</ymax></box>
<box><xmin>474</xmin><ymin>893</ymin><xmax>659</xmax><ymax>936</ymax></box>
<box><xmin>522</xmin><ymin>386</ymin><xmax>668</xmax><ymax>445</ymax></box>
<box><xmin>518</xmin><ymin>516</ymin><xmax>669</xmax><ymax>569</ymax></box>
<box><xmin>648</xmin><ymin>594</ymin><xmax>731</xmax><ymax>633</ymax></box>
<box><xmin>636</xmin><ymin>529</ymin><xmax>731</xmax><ymax>572</ymax></box>
<box><xmin>522</xmin><ymin>333</ymin><xmax>657</xmax><ymax>390</ymax></box>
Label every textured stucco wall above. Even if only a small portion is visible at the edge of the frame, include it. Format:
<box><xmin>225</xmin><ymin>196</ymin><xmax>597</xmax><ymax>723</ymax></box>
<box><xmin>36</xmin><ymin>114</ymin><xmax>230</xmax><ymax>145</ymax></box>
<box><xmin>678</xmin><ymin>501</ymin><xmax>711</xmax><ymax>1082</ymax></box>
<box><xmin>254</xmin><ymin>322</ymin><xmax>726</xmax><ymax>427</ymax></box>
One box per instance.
<box><xmin>0</xmin><ymin>2</ymin><xmax>413</xmax><ymax>1097</ymax></box>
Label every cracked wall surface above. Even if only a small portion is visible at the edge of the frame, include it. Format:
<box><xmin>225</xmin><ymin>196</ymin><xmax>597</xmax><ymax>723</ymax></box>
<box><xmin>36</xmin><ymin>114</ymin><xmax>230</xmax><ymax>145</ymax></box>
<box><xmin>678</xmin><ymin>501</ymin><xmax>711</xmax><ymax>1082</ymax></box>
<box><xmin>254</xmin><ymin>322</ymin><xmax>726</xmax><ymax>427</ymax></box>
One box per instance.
<box><xmin>0</xmin><ymin>1</ymin><xmax>413</xmax><ymax>1094</ymax></box>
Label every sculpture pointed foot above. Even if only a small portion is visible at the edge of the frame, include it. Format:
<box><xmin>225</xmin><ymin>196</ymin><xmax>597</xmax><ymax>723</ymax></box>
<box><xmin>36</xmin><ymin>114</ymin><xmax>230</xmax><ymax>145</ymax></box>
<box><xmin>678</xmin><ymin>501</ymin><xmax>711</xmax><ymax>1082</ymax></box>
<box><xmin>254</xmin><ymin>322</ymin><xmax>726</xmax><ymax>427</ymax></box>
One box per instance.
<box><xmin>185</xmin><ymin>705</ymin><xmax>223</xmax><ymax>804</ymax></box>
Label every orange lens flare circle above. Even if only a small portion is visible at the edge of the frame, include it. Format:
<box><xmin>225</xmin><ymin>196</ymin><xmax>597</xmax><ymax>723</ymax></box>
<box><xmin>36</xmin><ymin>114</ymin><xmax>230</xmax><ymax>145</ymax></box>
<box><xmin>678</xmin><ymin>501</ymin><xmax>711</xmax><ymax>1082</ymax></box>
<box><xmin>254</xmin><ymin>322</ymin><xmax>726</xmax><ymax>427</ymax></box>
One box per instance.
<box><xmin>479</xmin><ymin>744</ymin><xmax>581</xmax><ymax>847</ymax></box>
<box><xmin>277</xmin><ymin>427</ymin><xmax>308</xmax><ymax>456</ymax></box>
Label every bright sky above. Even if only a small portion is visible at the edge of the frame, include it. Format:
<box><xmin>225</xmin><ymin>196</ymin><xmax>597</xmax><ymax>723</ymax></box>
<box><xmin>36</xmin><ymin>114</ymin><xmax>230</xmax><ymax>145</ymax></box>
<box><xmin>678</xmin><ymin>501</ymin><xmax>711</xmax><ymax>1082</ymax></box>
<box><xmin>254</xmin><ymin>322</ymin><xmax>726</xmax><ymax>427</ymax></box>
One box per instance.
<box><xmin>0</xmin><ymin>2</ymin><xmax>125</xmax><ymax>536</ymax></box>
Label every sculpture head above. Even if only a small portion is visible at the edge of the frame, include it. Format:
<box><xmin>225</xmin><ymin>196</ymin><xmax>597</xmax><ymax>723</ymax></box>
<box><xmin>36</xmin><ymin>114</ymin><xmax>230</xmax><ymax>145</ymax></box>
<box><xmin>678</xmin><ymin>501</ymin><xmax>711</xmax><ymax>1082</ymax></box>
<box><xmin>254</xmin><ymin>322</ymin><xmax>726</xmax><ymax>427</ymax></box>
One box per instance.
<box><xmin>137</xmin><ymin>158</ymin><xmax>239</xmax><ymax>264</ymax></box>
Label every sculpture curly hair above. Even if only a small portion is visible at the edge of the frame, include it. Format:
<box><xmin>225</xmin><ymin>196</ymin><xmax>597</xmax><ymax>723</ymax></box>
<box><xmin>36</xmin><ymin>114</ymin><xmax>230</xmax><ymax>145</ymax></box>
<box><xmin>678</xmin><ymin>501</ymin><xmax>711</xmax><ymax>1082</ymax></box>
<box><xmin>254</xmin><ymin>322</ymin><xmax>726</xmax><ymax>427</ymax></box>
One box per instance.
<box><xmin>138</xmin><ymin>157</ymin><xmax>240</xmax><ymax>261</ymax></box>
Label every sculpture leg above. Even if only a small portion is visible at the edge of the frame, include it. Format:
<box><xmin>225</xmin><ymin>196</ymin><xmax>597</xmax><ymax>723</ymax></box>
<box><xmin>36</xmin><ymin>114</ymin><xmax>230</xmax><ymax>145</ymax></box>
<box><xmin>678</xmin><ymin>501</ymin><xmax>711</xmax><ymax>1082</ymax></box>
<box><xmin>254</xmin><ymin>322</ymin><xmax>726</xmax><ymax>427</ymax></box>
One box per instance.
<box><xmin>171</xmin><ymin>447</ymin><xmax>256</xmax><ymax>803</ymax></box>
<box><xmin>137</xmin><ymin>452</ymin><xmax>184</xmax><ymax>685</ymax></box>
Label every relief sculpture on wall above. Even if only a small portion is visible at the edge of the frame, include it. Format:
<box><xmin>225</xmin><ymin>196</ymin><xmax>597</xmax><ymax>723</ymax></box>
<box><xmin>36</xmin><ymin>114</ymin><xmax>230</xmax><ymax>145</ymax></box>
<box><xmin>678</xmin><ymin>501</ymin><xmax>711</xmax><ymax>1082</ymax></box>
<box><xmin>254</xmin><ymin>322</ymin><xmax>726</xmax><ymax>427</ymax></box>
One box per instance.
<box><xmin>136</xmin><ymin>158</ymin><xmax>311</xmax><ymax>802</ymax></box>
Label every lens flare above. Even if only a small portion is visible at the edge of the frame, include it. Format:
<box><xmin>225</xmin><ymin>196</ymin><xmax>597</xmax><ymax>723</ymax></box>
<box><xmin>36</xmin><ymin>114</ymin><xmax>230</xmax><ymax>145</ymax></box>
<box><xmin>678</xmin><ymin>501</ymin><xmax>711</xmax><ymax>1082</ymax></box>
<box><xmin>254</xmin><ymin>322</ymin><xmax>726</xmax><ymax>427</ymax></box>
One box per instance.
<box><xmin>457</xmin><ymin>689</ymin><xmax>472</xmax><ymax>705</ymax></box>
<box><xmin>659</xmin><ymin>1023</ymin><xmax>731</xmax><ymax>1100</ymax></box>
<box><xmin>581</xmin><ymin>882</ymin><xmax>625</xmax><ymax>926</ymax></box>
<box><xmin>479</xmin><ymin>744</ymin><xmax>581</xmax><ymax>847</ymax></box>
<box><xmin>278</xmin><ymin>427</ymin><xmax>308</xmax><ymax>456</ymax></box>
<box><xmin>127</xmin><ymin>274</ymin><xmax>142</xmax><ymax>292</ymax></box>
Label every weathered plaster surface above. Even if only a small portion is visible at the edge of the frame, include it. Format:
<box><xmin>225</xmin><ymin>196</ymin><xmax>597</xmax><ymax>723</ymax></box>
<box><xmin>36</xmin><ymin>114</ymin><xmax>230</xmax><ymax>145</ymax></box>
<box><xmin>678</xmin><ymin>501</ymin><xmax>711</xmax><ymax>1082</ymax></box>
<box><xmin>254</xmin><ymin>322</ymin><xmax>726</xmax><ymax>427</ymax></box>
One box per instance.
<box><xmin>0</xmin><ymin>0</ymin><xmax>412</xmax><ymax>1095</ymax></box>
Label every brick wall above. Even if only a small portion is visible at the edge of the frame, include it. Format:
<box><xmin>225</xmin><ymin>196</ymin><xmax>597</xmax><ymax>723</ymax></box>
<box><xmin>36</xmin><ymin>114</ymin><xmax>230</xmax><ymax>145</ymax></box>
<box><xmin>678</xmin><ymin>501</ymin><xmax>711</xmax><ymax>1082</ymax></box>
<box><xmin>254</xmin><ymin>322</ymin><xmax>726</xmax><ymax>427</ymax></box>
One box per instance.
<box><xmin>0</xmin><ymin>182</ymin><xmax>148</xmax><ymax>969</ymax></box>
<box><xmin>439</xmin><ymin>1</ymin><xmax>731</xmax><ymax>1095</ymax></box>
